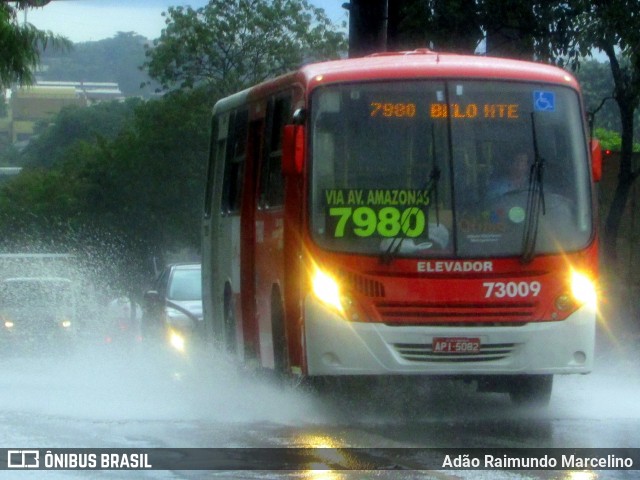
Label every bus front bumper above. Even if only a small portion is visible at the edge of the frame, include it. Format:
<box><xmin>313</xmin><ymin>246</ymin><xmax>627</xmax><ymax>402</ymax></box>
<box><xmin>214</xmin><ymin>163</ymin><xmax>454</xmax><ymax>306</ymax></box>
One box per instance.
<box><xmin>304</xmin><ymin>296</ymin><xmax>595</xmax><ymax>376</ymax></box>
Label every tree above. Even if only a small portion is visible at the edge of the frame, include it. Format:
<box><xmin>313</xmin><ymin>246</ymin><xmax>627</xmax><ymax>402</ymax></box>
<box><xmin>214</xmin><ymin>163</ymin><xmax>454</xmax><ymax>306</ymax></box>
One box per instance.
<box><xmin>0</xmin><ymin>1</ymin><xmax>70</xmax><ymax>88</ymax></box>
<box><xmin>575</xmin><ymin>60</ymin><xmax>619</xmax><ymax>133</ymax></box>
<box><xmin>558</xmin><ymin>0</ymin><xmax>640</xmax><ymax>260</ymax></box>
<box><xmin>15</xmin><ymin>98</ymin><xmax>141</xmax><ymax>169</ymax></box>
<box><xmin>143</xmin><ymin>0</ymin><xmax>346</xmax><ymax>96</ymax></box>
<box><xmin>473</xmin><ymin>1</ymin><xmax>580</xmax><ymax>61</ymax></box>
<box><xmin>367</xmin><ymin>0</ymin><xmax>576</xmax><ymax>60</ymax></box>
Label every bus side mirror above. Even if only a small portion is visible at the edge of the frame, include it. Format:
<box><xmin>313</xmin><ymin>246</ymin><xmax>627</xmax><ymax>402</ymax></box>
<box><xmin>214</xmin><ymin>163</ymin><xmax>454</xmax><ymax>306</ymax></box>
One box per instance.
<box><xmin>590</xmin><ymin>139</ymin><xmax>602</xmax><ymax>182</ymax></box>
<box><xmin>282</xmin><ymin>124</ymin><xmax>305</xmax><ymax>176</ymax></box>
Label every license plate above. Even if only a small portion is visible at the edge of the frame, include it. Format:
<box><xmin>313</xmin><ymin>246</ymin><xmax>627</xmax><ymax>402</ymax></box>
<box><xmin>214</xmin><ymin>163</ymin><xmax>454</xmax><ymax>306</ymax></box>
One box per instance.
<box><xmin>432</xmin><ymin>337</ymin><xmax>481</xmax><ymax>353</ymax></box>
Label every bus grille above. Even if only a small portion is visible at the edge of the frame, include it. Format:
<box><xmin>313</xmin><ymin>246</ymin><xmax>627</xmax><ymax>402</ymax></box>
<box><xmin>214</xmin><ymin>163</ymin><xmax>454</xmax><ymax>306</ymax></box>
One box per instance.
<box><xmin>338</xmin><ymin>271</ymin><xmax>386</xmax><ymax>298</ymax></box>
<box><xmin>393</xmin><ymin>342</ymin><xmax>516</xmax><ymax>363</ymax></box>
<box><xmin>376</xmin><ymin>301</ymin><xmax>535</xmax><ymax>324</ymax></box>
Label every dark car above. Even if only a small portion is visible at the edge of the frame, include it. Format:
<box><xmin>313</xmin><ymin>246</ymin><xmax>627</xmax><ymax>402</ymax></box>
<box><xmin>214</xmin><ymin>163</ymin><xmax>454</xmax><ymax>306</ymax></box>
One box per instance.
<box><xmin>141</xmin><ymin>263</ymin><xmax>202</xmax><ymax>352</ymax></box>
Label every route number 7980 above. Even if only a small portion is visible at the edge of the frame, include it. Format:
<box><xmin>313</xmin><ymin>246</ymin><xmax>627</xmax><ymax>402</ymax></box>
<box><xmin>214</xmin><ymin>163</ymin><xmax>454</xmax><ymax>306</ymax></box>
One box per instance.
<box><xmin>483</xmin><ymin>281</ymin><xmax>541</xmax><ymax>298</ymax></box>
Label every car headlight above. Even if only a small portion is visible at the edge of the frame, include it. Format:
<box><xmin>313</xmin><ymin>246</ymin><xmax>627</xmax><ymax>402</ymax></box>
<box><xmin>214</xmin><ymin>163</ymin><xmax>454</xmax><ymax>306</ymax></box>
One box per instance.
<box><xmin>167</xmin><ymin>328</ymin><xmax>186</xmax><ymax>352</ymax></box>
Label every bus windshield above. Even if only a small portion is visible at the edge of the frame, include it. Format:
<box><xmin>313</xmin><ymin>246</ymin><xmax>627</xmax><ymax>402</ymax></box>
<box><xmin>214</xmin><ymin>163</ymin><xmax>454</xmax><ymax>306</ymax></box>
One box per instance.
<box><xmin>309</xmin><ymin>80</ymin><xmax>592</xmax><ymax>258</ymax></box>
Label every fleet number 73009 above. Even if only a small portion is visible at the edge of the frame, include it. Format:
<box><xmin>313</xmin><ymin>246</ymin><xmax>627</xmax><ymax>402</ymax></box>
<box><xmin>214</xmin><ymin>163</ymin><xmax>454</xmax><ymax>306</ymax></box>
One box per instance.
<box><xmin>483</xmin><ymin>281</ymin><xmax>541</xmax><ymax>298</ymax></box>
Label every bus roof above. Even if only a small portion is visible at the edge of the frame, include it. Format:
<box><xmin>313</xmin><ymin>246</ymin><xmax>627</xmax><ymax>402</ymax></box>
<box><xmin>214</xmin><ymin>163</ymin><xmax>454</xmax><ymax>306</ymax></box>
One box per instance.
<box><xmin>302</xmin><ymin>50</ymin><xmax>577</xmax><ymax>87</ymax></box>
<box><xmin>214</xmin><ymin>50</ymin><xmax>580</xmax><ymax>113</ymax></box>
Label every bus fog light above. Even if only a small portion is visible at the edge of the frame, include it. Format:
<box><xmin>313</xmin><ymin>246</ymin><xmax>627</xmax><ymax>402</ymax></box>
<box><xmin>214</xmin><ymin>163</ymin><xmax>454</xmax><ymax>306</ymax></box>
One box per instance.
<box><xmin>573</xmin><ymin>351</ymin><xmax>587</xmax><ymax>364</ymax></box>
<box><xmin>555</xmin><ymin>294</ymin><xmax>574</xmax><ymax>311</ymax></box>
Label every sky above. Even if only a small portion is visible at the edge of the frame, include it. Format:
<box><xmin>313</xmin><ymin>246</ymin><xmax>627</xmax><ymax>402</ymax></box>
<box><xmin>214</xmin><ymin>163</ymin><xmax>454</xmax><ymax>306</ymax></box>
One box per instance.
<box><xmin>25</xmin><ymin>0</ymin><xmax>348</xmax><ymax>43</ymax></box>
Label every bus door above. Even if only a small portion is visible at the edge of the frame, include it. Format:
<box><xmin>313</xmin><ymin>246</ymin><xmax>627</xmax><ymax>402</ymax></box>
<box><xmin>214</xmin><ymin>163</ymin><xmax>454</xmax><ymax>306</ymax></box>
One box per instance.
<box><xmin>219</xmin><ymin>108</ymin><xmax>247</xmax><ymax>356</ymax></box>
<box><xmin>255</xmin><ymin>94</ymin><xmax>291</xmax><ymax>370</ymax></box>
<box><xmin>239</xmin><ymin>117</ymin><xmax>263</xmax><ymax>362</ymax></box>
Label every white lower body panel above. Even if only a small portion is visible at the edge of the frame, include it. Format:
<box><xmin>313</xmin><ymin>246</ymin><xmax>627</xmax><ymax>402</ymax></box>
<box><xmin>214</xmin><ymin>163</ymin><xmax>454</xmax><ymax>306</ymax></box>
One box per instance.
<box><xmin>304</xmin><ymin>295</ymin><xmax>595</xmax><ymax>376</ymax></box>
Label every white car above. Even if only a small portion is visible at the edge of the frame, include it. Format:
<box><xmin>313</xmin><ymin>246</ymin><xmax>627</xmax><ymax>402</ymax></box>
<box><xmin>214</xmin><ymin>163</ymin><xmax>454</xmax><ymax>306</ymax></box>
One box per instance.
<box><xmin>0</xmin><ymin>276</ymin><xmax>79</xmax><ymax>351</ymax></box>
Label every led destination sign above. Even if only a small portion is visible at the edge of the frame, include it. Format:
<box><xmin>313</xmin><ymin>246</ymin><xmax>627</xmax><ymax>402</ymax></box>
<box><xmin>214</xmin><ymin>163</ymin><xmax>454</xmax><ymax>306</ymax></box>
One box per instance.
<box><xmin>370</xmin><ymin>102</ymin><xmax>417</xmax><ymax>118</ymax></box>
<box><xmin>430</xmin><ymin>103</ymin><xmax>519</xmax><ymax>119</ymax></box>
<box><xmin>368</xmin><ymin>102</ymin><xmax>521</xmax><ymax>120</ymax></box>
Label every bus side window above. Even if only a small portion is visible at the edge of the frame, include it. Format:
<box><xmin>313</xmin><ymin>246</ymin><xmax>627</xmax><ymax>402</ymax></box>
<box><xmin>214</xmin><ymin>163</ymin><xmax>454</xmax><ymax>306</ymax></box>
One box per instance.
<box><xmin>204</xmin><ymin>115</ymin><xmax>221</xmax><ymax>218</ymax></box>
<box><xmin>222</xmin><ymin>109</ymin><xmax>249</xmax><ymax>215</ymax></box>
<box><xmin>259</xmin><ymin>95</ymin><xmax>291</xmax><ymax>209</ymax></box>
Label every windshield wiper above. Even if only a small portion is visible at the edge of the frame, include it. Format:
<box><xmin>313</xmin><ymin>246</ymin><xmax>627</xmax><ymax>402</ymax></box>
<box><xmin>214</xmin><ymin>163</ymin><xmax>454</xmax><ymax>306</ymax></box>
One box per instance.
<box><xmin>381</xmin><ymin>124</ymin><xmax>442</xmax><ymax>265</ymax></box>
<box><xmin>521</xmin><ymin>112</ymin><xmax>546</xmax><ymax>264</ymax></box>
<box><xmin>380</xmin><ymin>164</ymin><xmax>441</xmax><ymax>265</ymax></box>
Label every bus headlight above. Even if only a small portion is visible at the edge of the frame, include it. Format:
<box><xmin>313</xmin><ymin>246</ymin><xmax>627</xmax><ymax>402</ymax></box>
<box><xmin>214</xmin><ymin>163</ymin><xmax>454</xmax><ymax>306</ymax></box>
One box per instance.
<box><xmin>312</xmin><ymin>269</ymin><xmax>344</xmax><ymax>313</ymax></box>
<box><xmin>570</xmin><ymin>270</ymin><xmax>597</xmax><ymax>310</ymax></box>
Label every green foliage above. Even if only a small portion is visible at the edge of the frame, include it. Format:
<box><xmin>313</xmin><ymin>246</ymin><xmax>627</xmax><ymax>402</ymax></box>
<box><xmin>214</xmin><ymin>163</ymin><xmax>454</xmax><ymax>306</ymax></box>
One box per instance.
<box><xmin>595</xmin><ymin>128</ymin><xmax>623</xmax><ymax>151</ymax></box>
<box><xmin>143</xmin><ymin>0</ymin><xmax>347</xmax><ymax>95</ymax></box>
<box><xmin>16</xmin><ymin>98</ymin><xmax>141</xmax><ymax>169</ymax></box>
<box><xmin>594</xmin><ymin>128</ymin><xmax>640</xmax><ymax>152</ymax></box>
<box><xmin>0</xmin><ymin>2</ymin><xmax>71</xmax><ymax>88</ymax></box>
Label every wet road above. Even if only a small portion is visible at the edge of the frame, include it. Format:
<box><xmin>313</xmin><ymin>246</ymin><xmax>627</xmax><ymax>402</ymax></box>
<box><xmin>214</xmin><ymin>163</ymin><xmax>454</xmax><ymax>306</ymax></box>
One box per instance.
<box><xmin>0</xmin><ymin>325</ymin><xmax>638</xmax><ymax>479</ymax></box>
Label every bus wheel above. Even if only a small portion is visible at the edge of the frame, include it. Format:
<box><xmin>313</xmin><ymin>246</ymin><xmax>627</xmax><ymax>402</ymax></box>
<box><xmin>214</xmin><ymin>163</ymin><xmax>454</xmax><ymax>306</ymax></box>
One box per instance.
<box><xmin>508</xmin><ymin>375</ymin><xmax>553</xmax><ymax>407</ymax></box>
<box><xmin>223</xmin><ymin>288</ymin><xmax>237</xmax><ymax>355</ymax></box>
<box><xmin>271</xmin><ymin>290</ymin><xmax>289</xmax><ymax>377</ymax></box>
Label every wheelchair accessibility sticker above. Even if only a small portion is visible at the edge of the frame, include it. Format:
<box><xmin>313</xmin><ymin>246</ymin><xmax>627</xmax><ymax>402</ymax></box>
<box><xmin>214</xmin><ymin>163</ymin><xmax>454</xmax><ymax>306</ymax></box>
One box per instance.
<box><xmin>533</xmin><ymin>91</ymin><xmax>555</xmax><ymax>112</ymax></box>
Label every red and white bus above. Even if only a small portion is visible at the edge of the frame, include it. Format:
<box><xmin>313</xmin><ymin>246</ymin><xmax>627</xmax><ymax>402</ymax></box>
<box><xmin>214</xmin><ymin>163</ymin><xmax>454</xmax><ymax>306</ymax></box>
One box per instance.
<box><xmin>202</xmin><ymin>50</ymin><xmax>601</xmax><ymax>405</ymax></box>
